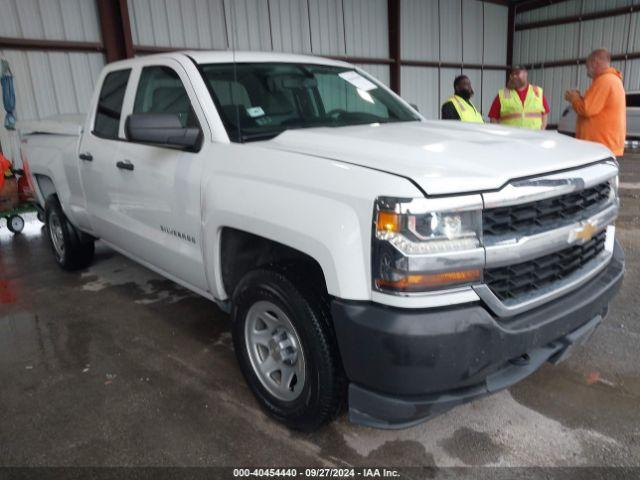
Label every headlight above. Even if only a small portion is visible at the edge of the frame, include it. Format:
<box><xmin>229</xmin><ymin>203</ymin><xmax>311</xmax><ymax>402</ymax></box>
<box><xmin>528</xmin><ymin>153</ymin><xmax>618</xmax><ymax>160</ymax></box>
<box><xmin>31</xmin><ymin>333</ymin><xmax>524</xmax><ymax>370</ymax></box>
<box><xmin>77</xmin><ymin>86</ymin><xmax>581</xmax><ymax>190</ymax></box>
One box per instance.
<box><xmin>373</xmin><ymin>196</ymin><xmax>484</xmax><ymax>294</ymax></box>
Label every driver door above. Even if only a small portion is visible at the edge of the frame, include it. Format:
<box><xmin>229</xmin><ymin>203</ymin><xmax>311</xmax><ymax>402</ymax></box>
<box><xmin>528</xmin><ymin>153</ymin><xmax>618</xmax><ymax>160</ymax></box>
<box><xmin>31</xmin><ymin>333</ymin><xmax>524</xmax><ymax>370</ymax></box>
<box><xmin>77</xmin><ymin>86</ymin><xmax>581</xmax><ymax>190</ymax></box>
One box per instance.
<box><xmin>110</xmin><ymin>59</ymin><xmax>210</xmax><ymax>291</ymax></box>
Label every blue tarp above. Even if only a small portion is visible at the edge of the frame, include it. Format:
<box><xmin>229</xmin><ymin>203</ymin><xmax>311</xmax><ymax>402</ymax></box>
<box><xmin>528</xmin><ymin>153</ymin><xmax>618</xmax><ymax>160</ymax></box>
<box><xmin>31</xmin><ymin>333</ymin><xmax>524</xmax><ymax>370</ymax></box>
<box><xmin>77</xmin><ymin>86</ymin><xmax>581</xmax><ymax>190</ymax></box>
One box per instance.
<box><xmin>1</xmin><ymin>60</ymin><xmax>16</xmax><ymax>130</ymax></box>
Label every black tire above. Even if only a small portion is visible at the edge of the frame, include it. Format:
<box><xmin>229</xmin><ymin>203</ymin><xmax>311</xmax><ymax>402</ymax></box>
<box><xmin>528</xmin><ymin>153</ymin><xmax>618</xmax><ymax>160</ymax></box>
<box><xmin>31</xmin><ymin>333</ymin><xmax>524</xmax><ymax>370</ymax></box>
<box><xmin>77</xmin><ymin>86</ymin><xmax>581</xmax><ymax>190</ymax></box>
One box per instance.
<box><xmin>44</xmin><ymin>195</ymin><xmax>94</xmax><ymax>270</ymax></box>
<box><xmin>232</xmin><ymin>268</ymin><xmax>346</xmax><ymax>432</ymax></box>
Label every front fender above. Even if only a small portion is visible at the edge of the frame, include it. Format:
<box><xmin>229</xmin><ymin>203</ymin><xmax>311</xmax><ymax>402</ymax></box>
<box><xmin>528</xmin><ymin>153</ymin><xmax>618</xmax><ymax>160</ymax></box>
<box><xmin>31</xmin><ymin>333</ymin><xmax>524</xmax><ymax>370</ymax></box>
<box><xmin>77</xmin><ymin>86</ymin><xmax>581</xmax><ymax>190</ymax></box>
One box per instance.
<box><xmin>200</xmin><ymin>145</ymin><xmax>422</xmax><ymax>301</ymax></box>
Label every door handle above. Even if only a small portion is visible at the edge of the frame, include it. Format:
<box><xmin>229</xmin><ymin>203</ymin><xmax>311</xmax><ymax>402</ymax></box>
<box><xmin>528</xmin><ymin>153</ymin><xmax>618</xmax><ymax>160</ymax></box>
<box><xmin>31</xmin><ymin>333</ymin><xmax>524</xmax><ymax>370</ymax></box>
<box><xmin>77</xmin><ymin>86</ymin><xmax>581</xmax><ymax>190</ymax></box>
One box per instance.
<box><xmin>116</xmin><ymin>160</ymin><xmax>134</xmax><ymax>171</ymax></box>
<box><xmin>79</xmin><ymin>152</ymin><xmax>93</xmax><ymax>161</ymax></box>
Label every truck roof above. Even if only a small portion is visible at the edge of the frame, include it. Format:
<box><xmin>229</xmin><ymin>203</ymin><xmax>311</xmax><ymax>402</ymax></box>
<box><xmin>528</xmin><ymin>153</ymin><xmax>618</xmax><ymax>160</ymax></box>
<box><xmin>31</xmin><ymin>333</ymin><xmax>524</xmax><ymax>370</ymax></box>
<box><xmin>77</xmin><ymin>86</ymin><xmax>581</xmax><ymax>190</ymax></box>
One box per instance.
<box><xmin>108</xmin><ymin>50</ymin><xmax>354</xmax><ymax>69</ymax></box>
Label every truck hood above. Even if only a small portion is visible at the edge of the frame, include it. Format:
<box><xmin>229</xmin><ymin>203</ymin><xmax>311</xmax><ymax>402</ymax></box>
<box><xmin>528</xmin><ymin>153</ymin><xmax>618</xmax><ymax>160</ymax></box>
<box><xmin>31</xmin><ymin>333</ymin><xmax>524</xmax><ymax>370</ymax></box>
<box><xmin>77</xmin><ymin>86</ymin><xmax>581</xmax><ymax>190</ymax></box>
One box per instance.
<box><xmin>262</xmin><ymin>120</ymin><xmax>613</xmax><ymax>195</ymax></box>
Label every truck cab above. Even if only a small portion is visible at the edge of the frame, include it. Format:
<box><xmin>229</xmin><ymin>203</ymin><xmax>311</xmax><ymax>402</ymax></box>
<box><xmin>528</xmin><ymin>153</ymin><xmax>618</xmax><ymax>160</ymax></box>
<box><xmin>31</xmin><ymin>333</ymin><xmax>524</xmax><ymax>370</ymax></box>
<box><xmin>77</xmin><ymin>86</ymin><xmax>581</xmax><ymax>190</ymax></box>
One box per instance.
<box><xmin>21</xmin><ymin>51</ymin><xmax>624</xmax><ymax>431</ymax></box>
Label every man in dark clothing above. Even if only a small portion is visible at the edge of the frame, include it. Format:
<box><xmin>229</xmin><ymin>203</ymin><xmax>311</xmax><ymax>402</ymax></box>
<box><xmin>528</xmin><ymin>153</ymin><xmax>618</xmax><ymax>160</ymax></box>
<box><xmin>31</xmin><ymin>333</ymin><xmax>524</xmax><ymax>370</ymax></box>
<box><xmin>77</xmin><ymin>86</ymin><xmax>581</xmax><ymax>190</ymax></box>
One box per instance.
<box><xmin>441</xmin><ymin>75</ymin><xmax>483</xmax><ymax>122</ymax></box>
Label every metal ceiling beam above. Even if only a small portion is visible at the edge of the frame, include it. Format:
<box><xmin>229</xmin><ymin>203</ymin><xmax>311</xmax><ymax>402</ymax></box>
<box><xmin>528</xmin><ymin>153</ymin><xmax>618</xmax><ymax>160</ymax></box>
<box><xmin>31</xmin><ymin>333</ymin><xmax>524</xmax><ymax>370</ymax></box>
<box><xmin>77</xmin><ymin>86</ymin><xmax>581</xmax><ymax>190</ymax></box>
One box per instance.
<box><xmin>524</xmin><ymin>51</ymin><xmax>640</xmax><ymax>70</ymax></box>
<box><xmin>516</xmin><ymin>4</ymin><xmax>638</xmax><ymax>31</ymax></box>
<box><xmin>0</xmin><ymin>37</ymin><xmax>104</xmax><ymax>53</ymax></box>
<box><xmin>514</xmin><ymin>0</ymin><xmax>571</xmax><ymax>14</ymax></box>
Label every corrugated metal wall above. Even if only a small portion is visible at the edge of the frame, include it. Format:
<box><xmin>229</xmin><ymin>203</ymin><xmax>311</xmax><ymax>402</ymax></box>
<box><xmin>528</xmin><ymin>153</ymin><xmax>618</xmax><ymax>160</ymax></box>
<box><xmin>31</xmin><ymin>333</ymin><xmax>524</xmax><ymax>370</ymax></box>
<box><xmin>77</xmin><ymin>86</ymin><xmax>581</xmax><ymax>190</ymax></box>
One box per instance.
<box><xmin>0</xmin><ymin>0</ymin><xmax>101</xmax><ymax>41</ymax></box>
<box><xmin>399</xmin><ymin>0</ymin><xmax>508</xmax><ymax>119</ymax></box>
<box><xmin>516</xmin><ymin>0</ymin><xmax>636</xmax><ymax>24</ymax></box>
<box><xmin>127</xmin><ymin>0</ymin><xmax>393</xmax><ymax>129</ymax></box>
<box><xmin>0</xmin><ymin>0</ymin><xmax>104</xmax><ymax>160</ymax></box>
<box><xmin>0</xmin><ymin>0</ymin><xmax>511</xmax><ymax>160</ymax></box>
<box><xmin>129</xmin><ymin>0</ymin><xmax>509</xmax><ymax>119</ymax></box>
<box><xmin>514</xmin><ymin>1</ymin><xmax>640</xmax><ymax>125</ymax></box>
<box><xmin>128</xmin><ymin>0</ymin><xmax>390</xmax><ymax>58</ymax></box>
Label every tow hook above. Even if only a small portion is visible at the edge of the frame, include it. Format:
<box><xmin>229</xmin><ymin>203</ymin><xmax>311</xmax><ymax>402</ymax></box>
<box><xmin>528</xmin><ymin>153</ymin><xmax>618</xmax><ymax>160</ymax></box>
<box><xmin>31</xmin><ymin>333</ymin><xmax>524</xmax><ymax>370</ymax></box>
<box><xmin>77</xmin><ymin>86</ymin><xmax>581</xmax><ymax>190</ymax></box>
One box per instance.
<box><xmin>509</xmin><ymin>353</ymin><xmax>531</xmax><ymax>366</ymax></box>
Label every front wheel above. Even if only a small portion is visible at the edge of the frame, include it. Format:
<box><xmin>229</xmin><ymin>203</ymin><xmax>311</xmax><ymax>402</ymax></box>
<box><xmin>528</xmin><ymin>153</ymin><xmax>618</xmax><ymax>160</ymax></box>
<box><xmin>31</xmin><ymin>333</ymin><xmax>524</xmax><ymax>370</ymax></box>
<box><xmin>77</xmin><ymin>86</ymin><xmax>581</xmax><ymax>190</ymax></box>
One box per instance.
<box><xmin>45</xmin><ymin>196</ymin><xmax>94</xmax><ymax>270</ymax></box>
<box><xmin>232</xmin><ymin>268</ymin><xmax>346</xmax><ymax>431</ymax></box>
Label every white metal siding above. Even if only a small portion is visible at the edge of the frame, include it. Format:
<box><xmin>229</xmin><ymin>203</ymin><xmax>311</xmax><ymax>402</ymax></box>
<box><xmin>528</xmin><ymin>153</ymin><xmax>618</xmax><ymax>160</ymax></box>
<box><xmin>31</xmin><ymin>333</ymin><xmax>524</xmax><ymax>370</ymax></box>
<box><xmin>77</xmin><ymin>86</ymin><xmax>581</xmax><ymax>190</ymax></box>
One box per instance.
<box><xmin>463</xmin><ymin>0</ymin><xmax>483</xmax><ymax>64</ymax></box>
<box><xmin>483</xmin><ymin>2</ymin><xmax>508</xmax><ymax>65</ymax></box>
<box><xmin>306</xmin><ymin>0</ymin><xmax>345</xmax><ymax>55</ymax></box>
<box><xmin>514</xmin><ymin>23</ymin><xmax>580</xmax><ymax>64</ymax></box>
<box><xmin>0</xmin><ymin>49</ymin><xmax>104</xmax><ymax>161</ymax></box>
<box><xmin>0</xmin><ymin>0</ymin><xmax>101</xmax><ymax>42</ymax></box>
<box><xmin>401</xmin><ymin>66</ymin><xmax>439</xmax><ymax>119</ymax></box>
<box><xmin>0</xmin><ymin>0</ymin><xmax>511</xmax><ymax>160</ymax></box>
<box><xmin>625</xmin><ymin>58</ymin><xmax>640</xmax><ymax>90</ymax></box>
<box><xmin>481</xmin><ymin>70</ymin><xmax>504</xmax><ymax>118</ymax></box>
<box><xmin>400</xmin><ymin>0</ymin><xmax>440</xmax><ymax>61</ymax></box>
<box><xmin>578</xmin><ymin>15</ymin><xmax>630</xmax><ymax>58</ymax></box>
<box><xmin>0</xmin><ymin>50</ymin><xmax>103</xmax><ymax>121</ymax></box>
<box><xmin>129</xmin><ymin>0</ymin><xmax>229</xmax><ymax>49</ymax></box>
<box><xmin>516</xmin><ymin>0</ymin><xmax>635</xmax><ymax>25</ymax></box>
<box><xmin>344</xmin><ymin>0</ymin><xmax>388</xmax><ymax>58</ymax></box>
<box><xmin>355</xmin><ymin>63</ymin><xmax>390</xmax><ymax>87</ymax></box>
<box><xmin>269</xmin><ymin>0</ymin><xmax>312</xmax><ymax>53</ymax></box>
<box><xmin>440</xmin><ymin>0</ymin><xmax>462</xmax><ymax>63</ymax></box>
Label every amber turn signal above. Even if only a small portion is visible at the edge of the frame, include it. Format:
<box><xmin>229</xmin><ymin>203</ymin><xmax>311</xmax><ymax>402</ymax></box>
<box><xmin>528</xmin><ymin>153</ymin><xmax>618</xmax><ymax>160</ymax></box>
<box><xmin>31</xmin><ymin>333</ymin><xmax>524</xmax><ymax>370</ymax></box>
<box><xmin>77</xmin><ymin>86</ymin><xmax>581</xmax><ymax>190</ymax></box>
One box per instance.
<box><xmin>376</xmin><ymin>269</ymin><xmax>481</xmax><ymax>292</ymax></box>
<box><xmin>376</xmin><ymin>211</ymin><xmax>400</xmax><ymax>232</ymax></box>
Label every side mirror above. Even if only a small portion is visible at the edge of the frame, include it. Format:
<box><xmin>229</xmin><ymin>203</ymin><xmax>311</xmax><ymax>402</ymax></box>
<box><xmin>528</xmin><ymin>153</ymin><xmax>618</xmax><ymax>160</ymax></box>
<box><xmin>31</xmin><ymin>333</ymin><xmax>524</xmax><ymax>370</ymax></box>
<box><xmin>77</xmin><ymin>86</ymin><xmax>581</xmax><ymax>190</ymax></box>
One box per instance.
<box><xmin>410</xmin><ymin>103</ymin><xmax>419</xmax><ymax>112</ymax></box>
<box><xmin>125</xmin><ymin>113</ymin><xmax>201</xmax><ymax>150</ymax></box>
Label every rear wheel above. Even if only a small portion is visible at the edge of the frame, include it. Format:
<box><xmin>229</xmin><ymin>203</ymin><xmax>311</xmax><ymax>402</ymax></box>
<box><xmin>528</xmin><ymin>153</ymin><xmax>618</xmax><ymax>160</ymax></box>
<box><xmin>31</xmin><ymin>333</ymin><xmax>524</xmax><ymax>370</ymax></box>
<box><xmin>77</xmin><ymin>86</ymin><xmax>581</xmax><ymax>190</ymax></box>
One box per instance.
<box><xmin>45</xmin><ymin>196</ymin><xmax>94</xmax><ymax>270</ymax></box>
<box><xmin>232</xmin><ymin>268</ymin><xmax>346</xmax><ymax>431</ymax></box>
<box><xmin>6</xmin><ymin>215</ymin><xmax>24</xmax><ymax>234</ymax></box>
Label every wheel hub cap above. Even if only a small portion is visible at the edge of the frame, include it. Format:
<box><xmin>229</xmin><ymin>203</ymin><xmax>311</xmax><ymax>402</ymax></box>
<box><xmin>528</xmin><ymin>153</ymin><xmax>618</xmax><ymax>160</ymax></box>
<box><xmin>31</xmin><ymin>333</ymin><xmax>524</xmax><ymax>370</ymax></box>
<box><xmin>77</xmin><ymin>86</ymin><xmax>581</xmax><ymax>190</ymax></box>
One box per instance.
<box><xmin>245</xmin><ymin>301</ymin><xmax>306</xmax><ymax>402</ymax></box>
<box><xmin>49</xmin><ymin>213</ymin><xmax>65</xmax><ymax>258</ymax></box>
<box><xmin>268</xmin><ymin>327</ymin><xmax>299</xmax><ymax>365</ymax></box>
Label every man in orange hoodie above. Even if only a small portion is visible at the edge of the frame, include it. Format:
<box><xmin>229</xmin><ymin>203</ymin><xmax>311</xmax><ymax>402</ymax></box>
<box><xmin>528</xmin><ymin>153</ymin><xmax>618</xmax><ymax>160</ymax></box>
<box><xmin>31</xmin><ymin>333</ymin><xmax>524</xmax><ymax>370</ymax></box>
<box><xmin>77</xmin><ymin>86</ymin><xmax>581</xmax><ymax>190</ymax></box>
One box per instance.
<box><xmin>564</xmin><ymin>49</ymin><xmax>626</xmax><ymax>156</ymax></box>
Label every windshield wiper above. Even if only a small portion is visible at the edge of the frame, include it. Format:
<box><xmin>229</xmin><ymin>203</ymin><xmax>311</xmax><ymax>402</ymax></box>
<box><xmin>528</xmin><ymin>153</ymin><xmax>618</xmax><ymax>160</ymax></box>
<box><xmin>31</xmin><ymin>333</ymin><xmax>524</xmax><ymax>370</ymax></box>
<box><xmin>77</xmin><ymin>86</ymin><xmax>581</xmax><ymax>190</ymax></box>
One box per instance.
<box><xmin>240</xmin><ymin>130</ymin><xmax>286</xmax><ymax>142</ymax></box>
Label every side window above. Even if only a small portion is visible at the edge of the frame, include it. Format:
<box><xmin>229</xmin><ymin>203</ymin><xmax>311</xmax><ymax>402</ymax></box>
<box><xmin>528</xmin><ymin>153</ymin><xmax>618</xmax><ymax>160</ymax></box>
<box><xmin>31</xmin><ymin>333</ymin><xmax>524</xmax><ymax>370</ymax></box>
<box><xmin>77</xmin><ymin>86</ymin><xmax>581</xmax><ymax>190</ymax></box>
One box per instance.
<box><xmin>133</xmin><ymin>66</ymin><xmax>200</xmax><ymax>129</ymax></box>
<box><xmin>626</xmin><ymin>94</ymin><xmax>640</xmax><ymax>108</ymax></box>
<box><xmin>93</xmin><ymin>69</ymin><xmax>131</xmax><ymax>139</ymax></box>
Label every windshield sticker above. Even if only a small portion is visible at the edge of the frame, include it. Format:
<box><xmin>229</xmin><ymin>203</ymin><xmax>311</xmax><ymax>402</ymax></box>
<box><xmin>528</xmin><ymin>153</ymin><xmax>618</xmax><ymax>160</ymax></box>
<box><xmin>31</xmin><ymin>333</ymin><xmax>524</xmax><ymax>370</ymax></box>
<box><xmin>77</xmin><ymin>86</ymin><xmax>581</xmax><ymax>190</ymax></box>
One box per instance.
<box><xmin>246</xmin><ymin>106</ymin><xmax>265</xmax><ymax>118</ymax></box>
<box><xmin>339</xmin><ymin>71</ymin><xmax>377</xmax><ymax>92</ymax></box>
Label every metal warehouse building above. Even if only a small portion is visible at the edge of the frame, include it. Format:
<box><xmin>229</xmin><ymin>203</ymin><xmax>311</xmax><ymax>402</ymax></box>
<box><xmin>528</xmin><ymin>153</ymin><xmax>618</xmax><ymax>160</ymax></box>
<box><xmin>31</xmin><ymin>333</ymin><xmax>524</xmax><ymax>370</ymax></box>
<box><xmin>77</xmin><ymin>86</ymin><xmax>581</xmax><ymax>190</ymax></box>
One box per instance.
<box><xmin>1</xmin><ymin>0</ymin><xmax>640</xmax><ymax>472</ymax></box>
<box><xmin>1</xmin><ymin>0</ymin><xmax>638</xmax><ymax>158</ymax></box>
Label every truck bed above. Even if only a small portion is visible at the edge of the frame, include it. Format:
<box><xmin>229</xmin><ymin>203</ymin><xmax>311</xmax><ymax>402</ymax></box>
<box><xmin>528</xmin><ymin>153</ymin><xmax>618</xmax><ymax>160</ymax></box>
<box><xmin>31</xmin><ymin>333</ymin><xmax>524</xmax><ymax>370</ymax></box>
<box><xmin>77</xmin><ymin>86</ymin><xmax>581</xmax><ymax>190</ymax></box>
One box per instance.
<box><xmin>17</xmin><ymin>114</ymin><xmax>85</xmax><ymax>137</ymax></box>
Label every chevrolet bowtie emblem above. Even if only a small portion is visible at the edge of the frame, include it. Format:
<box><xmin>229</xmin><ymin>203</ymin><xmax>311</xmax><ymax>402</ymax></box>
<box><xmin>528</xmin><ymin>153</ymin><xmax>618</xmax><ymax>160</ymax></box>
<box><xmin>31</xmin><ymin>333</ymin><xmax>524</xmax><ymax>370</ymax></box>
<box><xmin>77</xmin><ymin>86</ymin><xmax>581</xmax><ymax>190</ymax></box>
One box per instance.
<box><xmin>574</xmin><ymin>222</ymin><xmax>598</xmax><ymax>242</ymax></box>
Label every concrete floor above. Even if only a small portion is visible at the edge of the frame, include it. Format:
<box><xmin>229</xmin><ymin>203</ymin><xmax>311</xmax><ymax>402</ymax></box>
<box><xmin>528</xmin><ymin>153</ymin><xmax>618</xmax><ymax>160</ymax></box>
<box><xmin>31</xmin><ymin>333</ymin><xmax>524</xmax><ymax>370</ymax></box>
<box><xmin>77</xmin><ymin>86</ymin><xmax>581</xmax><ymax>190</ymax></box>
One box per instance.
<box><xmin>1</xmin><ymin>157</ymin><xmax>639</xmax><ymax>469</ymax></box>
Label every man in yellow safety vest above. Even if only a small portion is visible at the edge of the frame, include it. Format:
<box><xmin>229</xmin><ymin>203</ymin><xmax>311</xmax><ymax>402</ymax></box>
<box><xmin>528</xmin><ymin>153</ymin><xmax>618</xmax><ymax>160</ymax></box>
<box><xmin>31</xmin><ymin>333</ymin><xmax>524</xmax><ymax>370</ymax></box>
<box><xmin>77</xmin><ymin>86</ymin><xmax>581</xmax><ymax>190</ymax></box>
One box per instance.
<box><xmin>441</xmin><ymin>75</ymin><xmax>483</xmax><ymax>123</ymax></box>
<box><xmin>488</xmin><ymin>66</ymin><xmax>550</xmax><ymax>129</ymax></box>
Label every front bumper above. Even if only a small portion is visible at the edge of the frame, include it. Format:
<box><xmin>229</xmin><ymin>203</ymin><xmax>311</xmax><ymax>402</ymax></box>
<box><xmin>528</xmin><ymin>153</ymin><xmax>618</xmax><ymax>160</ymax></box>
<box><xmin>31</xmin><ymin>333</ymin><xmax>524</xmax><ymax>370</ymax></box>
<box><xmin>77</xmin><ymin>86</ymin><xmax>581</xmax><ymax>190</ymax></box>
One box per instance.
<box><xmin>331</xmin><ymin>239</ymin><xmax>625</xmax><ymax>429</ymax></box>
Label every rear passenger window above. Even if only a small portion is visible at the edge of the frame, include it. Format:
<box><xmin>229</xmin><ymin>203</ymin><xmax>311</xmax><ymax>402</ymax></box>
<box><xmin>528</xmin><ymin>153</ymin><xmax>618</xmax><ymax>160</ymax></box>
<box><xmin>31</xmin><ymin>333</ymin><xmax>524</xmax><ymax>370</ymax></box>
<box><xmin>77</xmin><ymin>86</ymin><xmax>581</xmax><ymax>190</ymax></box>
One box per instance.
<box><xmin>93</xmin><ymin>69</ymin><xmax>131</xmax><ymax>139</ymax></box>
<box><xmin>133</xmin><ymin>66</ymin><xmax>200</xmax><ymax>129</ymax></box>
<box><xmin>626</xmin><ymin>94</ymin><xmax>640</xmax><ymax>107</ymax></box>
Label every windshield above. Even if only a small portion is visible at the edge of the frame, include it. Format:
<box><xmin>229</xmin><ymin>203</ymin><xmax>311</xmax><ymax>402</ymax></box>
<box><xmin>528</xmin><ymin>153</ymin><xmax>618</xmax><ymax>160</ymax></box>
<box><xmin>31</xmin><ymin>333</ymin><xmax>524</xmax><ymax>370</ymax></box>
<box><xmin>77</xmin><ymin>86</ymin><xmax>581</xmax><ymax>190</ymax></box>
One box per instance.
<box><xmin>198</xmin><ymin>62</ymin><xmax>421</xmax><ymax>142</ymax></box>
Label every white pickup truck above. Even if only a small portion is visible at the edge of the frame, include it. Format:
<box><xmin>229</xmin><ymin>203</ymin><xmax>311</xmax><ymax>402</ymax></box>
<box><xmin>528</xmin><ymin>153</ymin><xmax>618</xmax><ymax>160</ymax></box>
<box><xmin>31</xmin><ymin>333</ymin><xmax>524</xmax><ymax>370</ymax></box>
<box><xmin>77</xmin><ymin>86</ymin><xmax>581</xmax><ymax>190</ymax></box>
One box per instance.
<box><xmin>20</xmin><ymin>51</ymin><xmax>624</xmax><ymax>431</ymax></box>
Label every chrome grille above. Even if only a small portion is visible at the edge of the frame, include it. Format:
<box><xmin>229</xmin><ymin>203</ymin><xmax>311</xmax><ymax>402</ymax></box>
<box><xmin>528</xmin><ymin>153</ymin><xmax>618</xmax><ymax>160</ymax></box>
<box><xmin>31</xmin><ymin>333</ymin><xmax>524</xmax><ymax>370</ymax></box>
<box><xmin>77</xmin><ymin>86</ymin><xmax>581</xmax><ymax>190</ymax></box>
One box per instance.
<box><xmin>484</xmin><ymin>230</ymin><xmax>606</xmax><ymax>302</ymax></box>
<box><xmin>483</xmin><ymin>182</ymin><xmax>611</xmax><ymax>237</ymax></box>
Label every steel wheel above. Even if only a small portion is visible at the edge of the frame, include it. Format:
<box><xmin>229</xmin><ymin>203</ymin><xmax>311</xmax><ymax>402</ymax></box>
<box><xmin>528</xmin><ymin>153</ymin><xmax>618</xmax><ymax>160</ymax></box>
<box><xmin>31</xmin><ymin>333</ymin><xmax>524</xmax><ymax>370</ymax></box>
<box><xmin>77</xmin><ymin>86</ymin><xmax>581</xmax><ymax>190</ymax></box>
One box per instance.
<box><xmin>48</xmin><ymin>211</ymin><xmax>65</xmax><ymax>258</ymax></box>
<box><xmin>244</xmin><ymin>300</ymin><xmax>306</xmax><ymax>402</ymax></box>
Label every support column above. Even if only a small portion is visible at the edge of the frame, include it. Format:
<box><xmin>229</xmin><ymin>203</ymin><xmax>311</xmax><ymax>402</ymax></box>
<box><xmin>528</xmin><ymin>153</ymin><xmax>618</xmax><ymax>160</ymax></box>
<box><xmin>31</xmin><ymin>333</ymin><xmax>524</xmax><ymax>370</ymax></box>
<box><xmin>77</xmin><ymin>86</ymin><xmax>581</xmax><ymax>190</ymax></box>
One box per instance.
<box><xmin>506</xmin><ymin>3</ymin><xmax>516</xmax><ymax>83</ymax></box>
<box><xmin>96</xmin><ymin>0</ymin><xmax>134</xmax><ymax>63</ymax></box>
<box><xmin>388</xmin><ymin>0</ymin><xmax>401</xmax><ymax>94</ymax></box>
